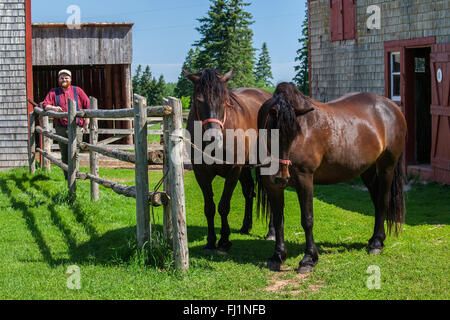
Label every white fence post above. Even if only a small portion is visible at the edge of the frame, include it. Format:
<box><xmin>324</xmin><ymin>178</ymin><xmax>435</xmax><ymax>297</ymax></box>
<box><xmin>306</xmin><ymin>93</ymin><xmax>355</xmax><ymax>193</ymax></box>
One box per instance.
<box><xmin>134</xmin><ymin>94</ymin><xmax>151</xmax><ymax>249</ymax></box>
<box><xmin>167</xmin><ymin>96</ymin><xmax>189</xmax><ymax>271</ymax></box>
<box><xmin>67</xmin><ymin>99</ymin><xmax>78</xmax><ymax>203</ymax></box>
<box><xmin>89</xmin><ymin>97</ymin><xmax>99</xmax><ymax>201</ymax></box>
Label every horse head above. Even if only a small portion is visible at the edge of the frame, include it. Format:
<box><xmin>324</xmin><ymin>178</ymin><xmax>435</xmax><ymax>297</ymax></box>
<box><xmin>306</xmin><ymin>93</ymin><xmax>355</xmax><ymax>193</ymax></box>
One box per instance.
<box><xmin>185</xmin><ymin>68</ymin><xmax>233</xmax><ymax>150</ymax></box>
<box><xmin>264</xmin><ymin>82</ymin><xmax>315</xmax><ymax>188</ymax></box>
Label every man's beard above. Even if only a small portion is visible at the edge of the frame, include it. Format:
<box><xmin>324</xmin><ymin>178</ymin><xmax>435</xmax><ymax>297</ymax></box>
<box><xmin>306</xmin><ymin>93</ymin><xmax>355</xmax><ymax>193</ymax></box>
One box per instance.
<box><xmin>60</xmin><ymin>81</ymin><xmax>71</xmax><ymax>88</ymax></box>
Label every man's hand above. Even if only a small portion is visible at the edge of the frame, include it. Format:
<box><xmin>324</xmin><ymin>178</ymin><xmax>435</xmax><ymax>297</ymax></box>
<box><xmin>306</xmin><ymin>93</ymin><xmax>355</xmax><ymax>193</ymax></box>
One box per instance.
<box><xmin>82</xmin><ymin>119</ymin><xmax>90</xmax><ymax>133</ymax></box>
<box><xmin>45</xmin><ymin>105</ymin><xmax>63</xmax><ymax>112</ymax></box>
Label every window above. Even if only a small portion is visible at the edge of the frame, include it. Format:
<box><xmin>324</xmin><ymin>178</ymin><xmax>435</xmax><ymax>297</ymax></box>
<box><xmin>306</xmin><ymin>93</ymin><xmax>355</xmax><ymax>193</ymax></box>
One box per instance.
<box><xmin>415</xmin><ymin>57</ymin><xmax>426</xmax><ymax>73</ymax></box>
<box><xmin>330</xmin><ymin>0</ymin><xmax>356</xmax><ymax>41</ymax></box>
<box><xmin>390</xmin><ymin>52</ymin><xmax>401</xmax><ymax>101</ymax></box>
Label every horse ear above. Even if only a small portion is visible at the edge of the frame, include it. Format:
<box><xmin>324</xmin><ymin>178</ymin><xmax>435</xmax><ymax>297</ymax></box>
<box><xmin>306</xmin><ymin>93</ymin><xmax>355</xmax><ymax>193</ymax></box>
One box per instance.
<box><xmin>184</xmin><ymin>70</ymin><xmax>200</xmax><ymax>83</ymax></box>
<box><xmin>222</xmin><ymin>70</ymin><xmax>233</xmax><ymax>82</ymax></box>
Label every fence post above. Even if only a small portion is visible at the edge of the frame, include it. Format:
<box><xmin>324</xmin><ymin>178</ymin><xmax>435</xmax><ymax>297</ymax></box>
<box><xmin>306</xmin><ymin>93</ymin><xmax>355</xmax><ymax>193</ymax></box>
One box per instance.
<box><xmin>162</xmin><ymin>98</ymin><xmax>173</xmax><ymax>244</ymax></box>
<box><xmin>67</xmin><ymin>99</ymin><xmax>78</xmax><ymax>203</ymax></box>
<box><xmin>134</xmin><ymin>94</ymin><xmax>151</xmax><ymax>249</ymax></box>
<box><xmin>29</xmin><ymin>111</ymin><xmax>35</xmax><ymax>174</ymax></box>
<box><xmin>42</xmin><ymin>115</ymin><xmax>51</xmax><ymax>171</ymax></box>
<box><xmin>167</xmin><ymin>96</ymin><xmax>189</xmax><ymax>271</ymax></box>
<box><xmin>89</xmin><ymin>97</ymin><xmax>99</xmax><ymax>201</ymax></box>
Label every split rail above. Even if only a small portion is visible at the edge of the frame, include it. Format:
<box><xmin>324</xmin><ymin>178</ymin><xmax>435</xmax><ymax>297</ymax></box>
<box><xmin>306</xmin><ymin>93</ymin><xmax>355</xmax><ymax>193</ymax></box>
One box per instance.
<box><xmin>28</xmin><ymin>94</ymin><xmax>189</xmax><ymax>271</ymax></box>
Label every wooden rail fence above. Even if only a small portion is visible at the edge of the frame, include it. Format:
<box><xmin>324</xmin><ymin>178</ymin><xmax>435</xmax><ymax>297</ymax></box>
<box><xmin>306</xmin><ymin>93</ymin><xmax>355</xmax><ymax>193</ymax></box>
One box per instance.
<box><xmin>28</xmin><ymin>94</ymin><xmax>189</xmax><ymax>271</ymax></box>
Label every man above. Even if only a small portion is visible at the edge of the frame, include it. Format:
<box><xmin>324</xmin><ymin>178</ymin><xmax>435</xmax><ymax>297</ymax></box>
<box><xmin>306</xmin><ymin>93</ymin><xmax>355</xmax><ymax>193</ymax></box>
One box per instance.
<box><xmin>42</xmin><ymin>69</ymin><xmax>90</xmax><ymax>179</ymax></box>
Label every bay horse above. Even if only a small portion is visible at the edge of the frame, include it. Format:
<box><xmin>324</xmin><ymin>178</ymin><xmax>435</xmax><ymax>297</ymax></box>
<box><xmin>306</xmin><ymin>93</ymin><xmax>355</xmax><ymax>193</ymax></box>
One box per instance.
<box><xmin>185</xmin><ymin>68</ymin><xmax>273</xmax><ymax>253</ymax></box>
<box><xmin>258</xmin><ymin>82</ymin><xmax>407</xmax><ymax>273</ymax></box>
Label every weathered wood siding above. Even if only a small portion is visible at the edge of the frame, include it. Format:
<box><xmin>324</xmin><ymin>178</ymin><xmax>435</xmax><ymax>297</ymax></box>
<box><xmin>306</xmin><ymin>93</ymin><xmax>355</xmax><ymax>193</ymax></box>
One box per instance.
<box><xmin>309</xmin><ymin>0</ymin><xmax>450</xmax><ymax>102</ymax></box>
<box><xmin>32</xmin><ymin>23</ymin><xmax>133</xmax><ymax>66</ymax></box>
<box><xmin>0</xmin><ymin>0</ymin><xmax>28</xmax><ymax>170</ymax></box>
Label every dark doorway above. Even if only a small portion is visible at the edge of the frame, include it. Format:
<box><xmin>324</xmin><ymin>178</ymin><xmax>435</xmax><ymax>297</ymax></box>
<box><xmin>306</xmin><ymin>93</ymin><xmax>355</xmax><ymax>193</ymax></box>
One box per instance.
<box><xmin>412</xmin><ymin>47</ymin><xmax>432</xmax><ymax>164</ymax></box>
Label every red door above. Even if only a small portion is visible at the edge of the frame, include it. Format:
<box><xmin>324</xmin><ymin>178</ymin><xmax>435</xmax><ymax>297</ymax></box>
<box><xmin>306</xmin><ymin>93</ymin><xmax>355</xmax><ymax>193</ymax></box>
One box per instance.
<box><xmin>430</xmin><ymin>44</ymin><xmax>450</xmax><ymax>184</ymax></box>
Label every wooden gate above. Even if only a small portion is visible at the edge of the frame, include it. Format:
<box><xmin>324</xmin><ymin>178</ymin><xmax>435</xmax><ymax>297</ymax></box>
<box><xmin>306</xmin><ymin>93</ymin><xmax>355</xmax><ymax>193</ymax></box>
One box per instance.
<box><xmin>430</xmin><ymin>44</ymin><xmax>450</xmax><ymax>184</ymax></box>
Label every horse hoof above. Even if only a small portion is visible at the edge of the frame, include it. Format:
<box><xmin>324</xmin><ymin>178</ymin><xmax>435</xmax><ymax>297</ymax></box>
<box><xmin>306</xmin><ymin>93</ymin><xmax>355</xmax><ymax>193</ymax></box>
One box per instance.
<box><xmin>368</xmin><ymin>248</ymin><xmax>382</xmax><ymax>255</ymax></box>
<box><xmin>203</xmin><ymin>247</ymin><xmax>217</xmax><ymax>255</ymax></box>
<box><xmin>216</xmin><ymin>249</ymin><xmax>229</xmax><ymax>256</ymax></box>
<box><xmin>217</xmin><ymin>241</ymin><xmax>232</xmax><ymax>252</ymax></box>
<box><xmin>266</xmin><ymin>259</ymin><xmax>282</xmax><ymax>272</ymax></box>
<box><xmin>297</xmin><ymin>265</ymin><xmax>314</xmax><ymax>274</ymax></box>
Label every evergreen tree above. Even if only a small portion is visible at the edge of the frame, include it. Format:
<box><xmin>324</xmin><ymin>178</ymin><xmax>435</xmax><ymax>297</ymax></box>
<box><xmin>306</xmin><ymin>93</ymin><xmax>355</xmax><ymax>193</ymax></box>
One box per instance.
<box><xmin>133</xmin><ymin>65</ymin><xmax>167</xmax><ymax>106</ymax></box>
<box><xmin>174</xmin><ymin>47</ymin><xmax>199</xmax><ymax>99</ymax></box>
<box><xmin>194</xmin><ymin>0</ymin><xmax>256</xmax><ymax>88</ymax></box>
<box><xmin>132</xmin><ymin>65</ymin><xmax>143</xmax><ymax>95</ymax></box>
<box><xmin>254</xmin><ymin>42</ymin><xmax>273</xmax><ymax>87</ymax></box>
<box><xmin>293</xmin><ymin>10</ymin><xmax>309</xmax><ymax>95</ymax></box>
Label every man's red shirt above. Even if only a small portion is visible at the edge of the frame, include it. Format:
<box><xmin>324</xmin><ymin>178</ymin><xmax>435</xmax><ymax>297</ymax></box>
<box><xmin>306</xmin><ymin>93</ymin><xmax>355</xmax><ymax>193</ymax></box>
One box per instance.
<box><xmin>42</xmin><ymin>85</ymin><xmax>90</xmax><ymax>127</ymax></box>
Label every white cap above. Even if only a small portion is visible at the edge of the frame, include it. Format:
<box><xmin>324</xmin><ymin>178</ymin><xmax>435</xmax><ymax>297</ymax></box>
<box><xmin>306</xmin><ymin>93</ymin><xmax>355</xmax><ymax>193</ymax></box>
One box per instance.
<box><xmin>58</xmin><ymin>69</ymin><xmax>72</xmax><ymax>77</ymax></box>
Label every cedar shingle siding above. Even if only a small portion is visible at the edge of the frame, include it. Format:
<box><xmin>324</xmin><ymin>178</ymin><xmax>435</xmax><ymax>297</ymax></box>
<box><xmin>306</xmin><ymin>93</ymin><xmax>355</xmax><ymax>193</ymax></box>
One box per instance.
<box><xmin>0</xmin><ymin>0</ymin><xmax>28</xmax><ymax>170</ymax></box>
<box><xmin>309</xmin><ymin>0</ymin><xmax>450</xmax><ymax>102</ymax></box>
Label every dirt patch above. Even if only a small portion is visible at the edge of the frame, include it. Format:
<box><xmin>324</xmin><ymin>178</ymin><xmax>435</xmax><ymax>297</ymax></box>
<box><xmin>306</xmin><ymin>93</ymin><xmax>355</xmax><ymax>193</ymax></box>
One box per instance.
<box><xmin>266</xmin><ymin>269</ymin><xmax>310</xmax><ymax>295</ymax></box>
<box><xmin>265</xmin><ymin>266</ymin><xmax>326</xmax><ymax>296</ymax></box>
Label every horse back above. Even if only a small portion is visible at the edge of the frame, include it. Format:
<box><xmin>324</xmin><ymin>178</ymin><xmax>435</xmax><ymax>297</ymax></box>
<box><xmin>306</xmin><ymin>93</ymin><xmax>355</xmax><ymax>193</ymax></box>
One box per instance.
<box><xmin>299</xmin><ymin>92</ymin><xmax>406</xmax><ymax>183</ymax></box>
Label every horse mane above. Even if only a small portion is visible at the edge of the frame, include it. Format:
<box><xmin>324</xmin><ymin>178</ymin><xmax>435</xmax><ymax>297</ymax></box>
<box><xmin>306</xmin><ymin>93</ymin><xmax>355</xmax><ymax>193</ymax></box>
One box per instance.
<box><xmin>196</xmin><ymin>68</ymin><xmax>230</xmax><ymax>108</ymax></box>
<box><xmin>268</xmin><ymin>82</ymin><xmax>302</xmax><ymax>139</ymax></box>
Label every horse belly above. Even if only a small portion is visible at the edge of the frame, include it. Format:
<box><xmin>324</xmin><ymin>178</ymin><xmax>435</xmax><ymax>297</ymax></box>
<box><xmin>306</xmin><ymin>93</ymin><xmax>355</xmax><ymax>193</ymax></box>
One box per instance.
<box><xmin>314</xmin><ymin>126</ymin><xmax>383</xmax><ymax>184</ymax></box>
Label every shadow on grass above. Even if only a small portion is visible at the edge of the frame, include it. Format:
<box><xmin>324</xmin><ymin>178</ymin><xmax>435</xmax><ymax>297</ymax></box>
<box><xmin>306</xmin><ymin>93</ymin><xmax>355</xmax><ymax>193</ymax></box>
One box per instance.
<box><xmin>296</xmin><ymin>179</ymin><xmax>449</xmax><ymax>226</ymax></box>
<box><xmin>2</xmin><ymin>169</ymin><xmax>446</xmax><ymax>270</ymax></box>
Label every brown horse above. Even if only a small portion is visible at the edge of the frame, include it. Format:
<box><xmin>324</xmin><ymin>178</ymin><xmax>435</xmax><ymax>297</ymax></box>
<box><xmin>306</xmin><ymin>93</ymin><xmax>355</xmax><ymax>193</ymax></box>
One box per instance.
<box><xmin>258</xmin><ymin>82</ymin><xmax>407</xmax><ymax>273</ymax></box>
<box><xmin>185</xmin><ymin>68</ymin><xmax>273</xmax><ymax>253</ymax></box>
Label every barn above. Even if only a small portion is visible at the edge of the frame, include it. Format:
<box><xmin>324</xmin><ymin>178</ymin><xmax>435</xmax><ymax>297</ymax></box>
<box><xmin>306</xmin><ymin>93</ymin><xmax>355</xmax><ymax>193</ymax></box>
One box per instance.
<box><xmin>0</xmin><ymin>0</ymin><xmax>32</xmax><ymax>170</ymax></box>
<box><xmin>308</xmin><ymin>0</ymin><xmax>450</xmax><ymax>184</ymax></box>
<box><xmin>32</xmin><ymin>22</ymin><xmax>134</xmax><ymax>147</ymax></box>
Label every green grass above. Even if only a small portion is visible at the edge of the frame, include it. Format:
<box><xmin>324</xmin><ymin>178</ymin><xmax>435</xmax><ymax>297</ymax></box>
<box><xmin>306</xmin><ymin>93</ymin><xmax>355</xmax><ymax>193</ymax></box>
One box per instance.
<box><xmin>0</xmin><ymin>166</ymin><xmax>448</xmax><ymax>299</ymax></box>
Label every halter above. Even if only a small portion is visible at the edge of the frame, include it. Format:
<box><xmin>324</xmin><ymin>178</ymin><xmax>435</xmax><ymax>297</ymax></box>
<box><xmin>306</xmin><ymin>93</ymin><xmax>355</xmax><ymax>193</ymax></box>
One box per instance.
<box><xmin>195</xmin><ymin>99</ymin><xmax>231</xmax><ymax>131</ymax></box>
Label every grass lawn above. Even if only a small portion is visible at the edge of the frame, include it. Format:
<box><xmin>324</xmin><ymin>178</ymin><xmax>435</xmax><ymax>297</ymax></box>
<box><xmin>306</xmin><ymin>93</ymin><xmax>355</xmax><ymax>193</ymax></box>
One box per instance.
<box><xmin>0</xmin><ymin>166</ymin><xmax>448</xmax><ymax>300</ymax></box>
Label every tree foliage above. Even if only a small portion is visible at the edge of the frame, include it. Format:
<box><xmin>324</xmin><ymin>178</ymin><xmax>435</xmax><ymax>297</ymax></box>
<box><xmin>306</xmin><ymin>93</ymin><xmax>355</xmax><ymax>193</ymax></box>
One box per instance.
<box><xmin>293</xmin><ymin>9</ymin><xmax>309</xmax><ymax>95</ymax></box>
<box><xmin>174</xmin><ymin>48</ymin><xmax>200</xmax><ymax>99</ymax></box>
<box><xmin>193</xmin><ymin>0</ymin><xmax>256</xmax><ymax>88</ymax></box>
<box><xmin>132</xmin><ymin>65</ymin><xmax>167</xmax><ymax>106</ymax></box>
<box><xmin>254</xmin><ymin>42</ymin><xmax>273</xmax><ymax>87</ymax></box>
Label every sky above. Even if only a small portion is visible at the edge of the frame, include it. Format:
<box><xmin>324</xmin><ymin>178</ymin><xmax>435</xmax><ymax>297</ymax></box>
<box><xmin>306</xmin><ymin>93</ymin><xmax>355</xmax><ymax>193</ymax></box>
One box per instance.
<box><xmin>31</xmin><ymin>0</ymin><xmax>307</xmax><ymax>84</ymax></box>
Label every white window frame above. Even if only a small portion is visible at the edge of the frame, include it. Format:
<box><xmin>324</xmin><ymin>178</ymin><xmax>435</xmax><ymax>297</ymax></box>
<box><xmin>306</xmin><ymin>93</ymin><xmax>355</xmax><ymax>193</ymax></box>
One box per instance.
<box><xmin>390</xmin><ymin>52</ymin><xmax>401</xmax><ymax>102</ymax></box>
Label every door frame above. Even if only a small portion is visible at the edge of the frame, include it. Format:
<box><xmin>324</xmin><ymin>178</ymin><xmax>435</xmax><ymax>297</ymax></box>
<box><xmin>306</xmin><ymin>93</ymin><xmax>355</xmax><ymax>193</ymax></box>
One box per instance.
<box><xmin>384</xmin><ymin>37</ymin><xmax>436</xmax><ymax>166</ymax></box>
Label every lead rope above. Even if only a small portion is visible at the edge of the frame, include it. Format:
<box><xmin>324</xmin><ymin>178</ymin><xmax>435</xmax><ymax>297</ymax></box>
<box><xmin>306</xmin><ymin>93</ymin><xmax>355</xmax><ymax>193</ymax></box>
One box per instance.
<box><xmin>164</xmin><ymin>130</ymin><xmax>274</xmax><ymax>168</ymax></box>
<box><xmin>150</xmin><ymin>167</ymin><xmax>169</xmax><ymax>248</ymax></box>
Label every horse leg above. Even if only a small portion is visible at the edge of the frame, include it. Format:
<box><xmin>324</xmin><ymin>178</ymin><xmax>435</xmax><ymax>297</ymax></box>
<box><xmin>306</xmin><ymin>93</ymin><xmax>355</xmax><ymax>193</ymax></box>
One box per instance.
<box><xmin>238</xmin><ymin>168</ymin><xmax>254</xmax><ymax>235</ymax></box>
<box><xmin>295</xmin><ymin>172</ymin><xmax>318</xmax><ymax>274</ymax></box>
<box><xmin>265</xmin><ymin>211</ymin><xmax>276</xmax><ymax>241</ymax></box>
<box><xmin>266</xmin><ymin>185</ymin><xmax>287</xmax><ymax>271</ymax></box>
<box><xmin>194</xmin><ymin>169</ymin><xmax>217</xmax><ymax>253</ymax></box>
<box><xmin>367</xmin><ymin>161</ymin><xmax>395</xmax><ymax>254</ymax></box>
<box><xmin>217</xmin><ymin>166</ymin><xmax>241</xmax><ymax>252</ymax></box>
<box><xmin>361</xmin><ymin>164</ymin><xmax>378</xmax><ymax>207</ymax></box>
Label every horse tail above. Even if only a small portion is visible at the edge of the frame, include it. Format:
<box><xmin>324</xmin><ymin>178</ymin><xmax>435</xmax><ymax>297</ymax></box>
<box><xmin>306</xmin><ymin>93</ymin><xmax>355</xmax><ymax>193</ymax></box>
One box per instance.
<box><xmin>386</xmin><ymin>153</ymin><xmax>406</xmax><ymax>236</ymax></box>
<box><xmin>256</xmin><ymin>168</ymin><xmax>270</xmax><ymax>222</ymax></box>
